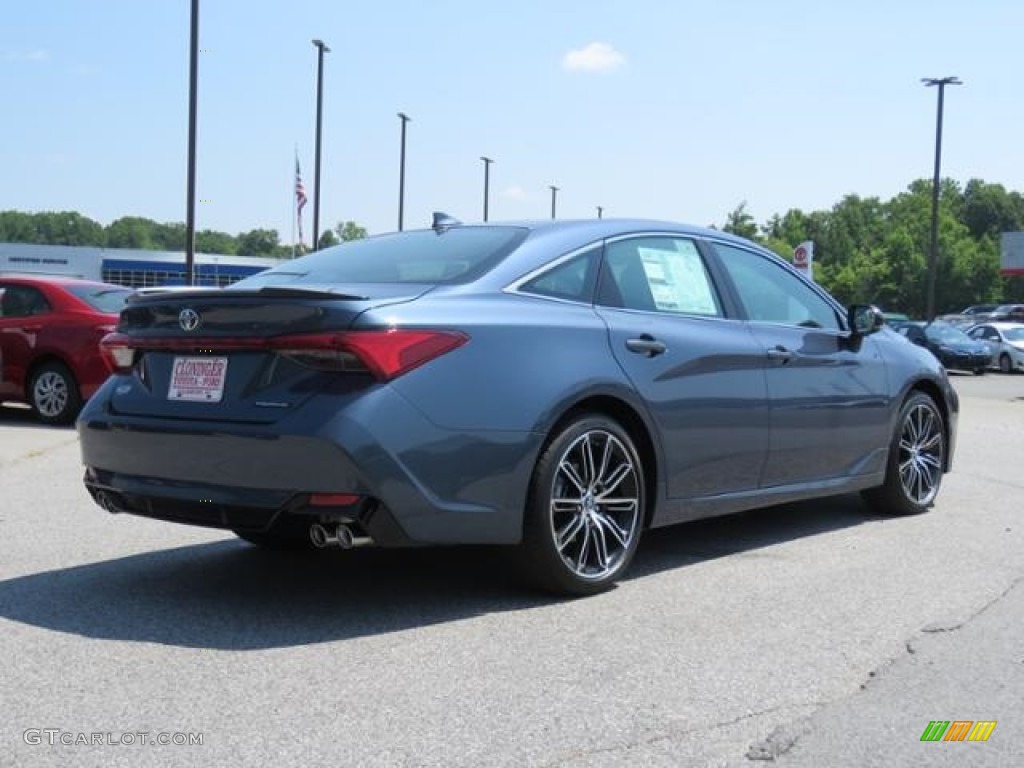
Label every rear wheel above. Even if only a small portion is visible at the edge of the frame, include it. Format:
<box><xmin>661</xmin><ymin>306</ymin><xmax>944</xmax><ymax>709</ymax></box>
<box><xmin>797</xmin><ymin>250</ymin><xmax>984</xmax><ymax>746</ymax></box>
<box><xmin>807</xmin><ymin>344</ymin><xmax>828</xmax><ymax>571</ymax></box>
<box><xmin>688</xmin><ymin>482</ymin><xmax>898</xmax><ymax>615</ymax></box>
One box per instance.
<box><xmin>30</xmin><ymin>362</ymin><xmax>82</xmax><ymax>425</ymax></box>
<box><xmin>519</xmin><ymin>414</ymin><xmax>645</xmax><ymax>596</ymax></box>
<box><xmin>862</xmin><ymin>392</ymin><xmax>946</xmax><ymax>516</ymax></box>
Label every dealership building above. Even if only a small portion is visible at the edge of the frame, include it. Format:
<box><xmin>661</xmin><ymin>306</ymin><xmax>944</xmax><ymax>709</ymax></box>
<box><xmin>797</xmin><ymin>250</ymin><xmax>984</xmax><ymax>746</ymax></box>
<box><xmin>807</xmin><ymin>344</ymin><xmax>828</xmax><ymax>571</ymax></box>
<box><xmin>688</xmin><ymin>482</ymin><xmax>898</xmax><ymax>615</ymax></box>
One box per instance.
<box><xmin>0</xmin><ymin>242</ymin><xmax>277</xmax><ymax>288</ymax></box>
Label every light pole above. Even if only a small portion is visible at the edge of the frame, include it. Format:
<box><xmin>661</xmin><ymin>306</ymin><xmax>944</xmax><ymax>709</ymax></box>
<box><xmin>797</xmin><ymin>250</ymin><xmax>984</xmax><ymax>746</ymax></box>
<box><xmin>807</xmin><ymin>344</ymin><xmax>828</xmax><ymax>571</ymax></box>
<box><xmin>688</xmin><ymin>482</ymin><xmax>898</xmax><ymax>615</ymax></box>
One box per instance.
<box><xmin>184</xmin><ymin>0</ymin><xmax>199</xmax><ymax>284</ymax></box>
<box><xmin>480</xmin><ymin>156</ymin><xmax>493</xmax><ymax>222</ymax></box>
<box><xmin>549</xmin><ymin>185</ymin><xmax>559</xmax><ymax>219</ymax></box>
<box><xmin>596</xmin><ymin>206</ymin><xmax>603</xmax><ymax>219</ymax></box>
<box><xmin>922</xmin><ymin>76</ymin><xmax>962</xmax><ymax>320</ymax></box>
<box><xmin>311</xmin><ymin>39</ymin><xmax>330</xmax><ymax>251</ymax></box>
<box><xmin>397</xmin><ymin>112</ymin><xmax>411</xmax><ymax>231</ymax></box>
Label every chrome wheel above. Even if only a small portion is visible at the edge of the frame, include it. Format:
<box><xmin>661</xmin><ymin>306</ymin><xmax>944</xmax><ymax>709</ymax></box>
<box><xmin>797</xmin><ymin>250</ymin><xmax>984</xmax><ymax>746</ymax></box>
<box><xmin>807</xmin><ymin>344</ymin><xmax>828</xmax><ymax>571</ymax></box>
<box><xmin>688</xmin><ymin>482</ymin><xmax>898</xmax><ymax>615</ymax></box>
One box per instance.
<box><xmin>549</xmin><ymin>429</ymin><xmax>641</xmax><ymax>582</ymax></box>
<box><xmin>897</xmin><ymin>401</ymin><xmax>944</xmax><ymax>506</ymax></box>
<box><xmin>33</xmin><ymin>370</ymin><xmax>70</xmax><ymax>419</ymax></box>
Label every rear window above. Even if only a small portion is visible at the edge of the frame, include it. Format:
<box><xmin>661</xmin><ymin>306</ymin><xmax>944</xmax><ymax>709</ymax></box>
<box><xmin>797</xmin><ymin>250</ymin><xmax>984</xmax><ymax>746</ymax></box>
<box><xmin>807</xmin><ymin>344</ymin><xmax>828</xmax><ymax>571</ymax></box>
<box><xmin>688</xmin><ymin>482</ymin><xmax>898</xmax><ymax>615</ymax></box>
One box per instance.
<box><xmin>233</xmin><ymin>226</ymin><xmax>529</xmax><ymax>288</ymax></box>
<box><xmin>65</xmin><ymin>284</ymin><xmax>133</xmax><ymax>313</ymax></box>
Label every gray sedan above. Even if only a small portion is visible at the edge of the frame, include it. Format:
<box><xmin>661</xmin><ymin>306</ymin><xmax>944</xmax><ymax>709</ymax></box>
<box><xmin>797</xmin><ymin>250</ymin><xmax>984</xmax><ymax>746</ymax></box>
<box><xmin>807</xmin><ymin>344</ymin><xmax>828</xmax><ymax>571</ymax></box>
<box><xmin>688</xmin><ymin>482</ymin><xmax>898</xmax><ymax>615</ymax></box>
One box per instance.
<box><xmin>78</xmin><ymin>217</ymin><xmax>958</xmax><ymax>595</ymax></box>
<box><xmin>968</xmin><ymin>322</ymin><xmax>1024</xmax><ymax>373</ymax></box>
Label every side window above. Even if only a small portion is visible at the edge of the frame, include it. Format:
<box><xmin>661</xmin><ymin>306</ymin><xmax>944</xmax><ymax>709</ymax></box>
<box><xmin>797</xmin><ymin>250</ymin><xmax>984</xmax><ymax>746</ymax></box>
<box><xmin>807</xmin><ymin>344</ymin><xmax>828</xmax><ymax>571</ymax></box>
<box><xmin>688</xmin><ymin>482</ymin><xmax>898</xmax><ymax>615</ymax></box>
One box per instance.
<box><xmin>519</xmin><ymin>247</ymin><xmax>599</xmax><ymax>303</ymax></box>
<box><xmin>712</xmin><ymin>243</ymin><xmax>841</xmax><ymax>331</ymax></box>
<box><xmin>0</xmin><ymin>286</ymin><xmax>50</xmax><ymax>318</ymax></box>
<box><xmin>596</xmin><ymin>237</ymin><xmax>722</xmax><ymax>317</ymax></box>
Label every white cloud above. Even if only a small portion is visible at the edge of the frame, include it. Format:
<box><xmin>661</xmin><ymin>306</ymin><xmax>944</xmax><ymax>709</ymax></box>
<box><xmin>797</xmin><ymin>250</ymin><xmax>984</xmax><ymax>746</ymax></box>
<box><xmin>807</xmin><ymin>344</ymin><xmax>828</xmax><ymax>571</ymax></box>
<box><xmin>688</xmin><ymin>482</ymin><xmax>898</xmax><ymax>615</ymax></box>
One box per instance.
<box><xmin>502</xmin><ymin>185</ymin><xmax>528</xmax><ymax>201</ymax></box>
<box><xmin>562</xmin><ymin>42</ymin><xmax>625</xmax><ymax>73</ymax></box>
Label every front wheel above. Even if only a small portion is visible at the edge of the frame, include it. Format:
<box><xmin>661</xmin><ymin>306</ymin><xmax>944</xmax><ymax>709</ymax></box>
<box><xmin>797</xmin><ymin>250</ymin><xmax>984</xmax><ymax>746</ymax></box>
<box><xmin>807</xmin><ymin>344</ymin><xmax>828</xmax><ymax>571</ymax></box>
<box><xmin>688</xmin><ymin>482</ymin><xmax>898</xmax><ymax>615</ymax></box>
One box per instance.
<box><xmin>862</xmin><ymin>392</ymin><xmax>946</xmax><ymax>516</ymax></box>
<box><xmin>519</xmin><ymin>414</ymin><xmax>645</xmax><ymax>596</ymax></box>
<box><xmin>999</xmin><ymin>354</ymin><xmax>1012</xmax><ymax>374</ymax></box>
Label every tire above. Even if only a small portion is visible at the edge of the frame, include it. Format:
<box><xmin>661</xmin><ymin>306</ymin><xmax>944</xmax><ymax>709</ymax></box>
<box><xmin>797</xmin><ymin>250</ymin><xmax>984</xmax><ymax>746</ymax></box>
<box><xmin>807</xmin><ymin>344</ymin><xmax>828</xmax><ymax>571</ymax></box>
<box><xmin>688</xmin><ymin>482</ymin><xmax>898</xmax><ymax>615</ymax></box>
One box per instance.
<box><xmin>519</xmin><ymin>414</ymin><xmax>645</xmax><ymax>596</ymax></box>
<box><xmin>862</xmin><ymin>392</ymin><xmax>946</xmax><ymax>516</ymax></box>
<box><xmin>999</xmin><ymin>354</ymin><xmax>1012</xmax><ymax>374</ymax></box>
<box><xmin>29</xmin><ymin>362</ymin><xmax>82</xmax><ymax>426</ymax></box>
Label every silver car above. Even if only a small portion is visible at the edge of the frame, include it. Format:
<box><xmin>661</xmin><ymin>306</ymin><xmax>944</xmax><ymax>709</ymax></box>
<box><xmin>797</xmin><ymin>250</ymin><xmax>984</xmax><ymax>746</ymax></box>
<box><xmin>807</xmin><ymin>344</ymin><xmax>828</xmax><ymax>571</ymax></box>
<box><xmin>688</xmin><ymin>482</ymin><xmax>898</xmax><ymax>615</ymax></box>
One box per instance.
<box><xmin>967</xmin><ymin>322</ymin><xmax>1024</xmax><ymax>373</ymax></box>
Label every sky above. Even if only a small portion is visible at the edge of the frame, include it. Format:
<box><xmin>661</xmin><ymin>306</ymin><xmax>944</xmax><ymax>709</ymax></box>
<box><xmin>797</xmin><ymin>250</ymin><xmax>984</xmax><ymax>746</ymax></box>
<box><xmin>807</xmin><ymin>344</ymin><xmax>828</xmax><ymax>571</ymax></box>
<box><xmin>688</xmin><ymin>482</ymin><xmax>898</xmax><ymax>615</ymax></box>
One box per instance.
<box><xmin>2</xmin><ymin>0</ymin><xmax>1023</xmax><ymax>244</ymax></box>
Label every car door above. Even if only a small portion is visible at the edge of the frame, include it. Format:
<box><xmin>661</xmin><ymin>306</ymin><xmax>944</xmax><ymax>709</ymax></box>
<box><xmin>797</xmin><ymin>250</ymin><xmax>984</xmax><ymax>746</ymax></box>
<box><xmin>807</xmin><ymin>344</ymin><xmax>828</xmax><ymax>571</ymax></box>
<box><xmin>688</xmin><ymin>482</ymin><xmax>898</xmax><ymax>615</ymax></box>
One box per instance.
<box><xmin>593</xmin><ymin>234</ymin><xmax>769</xmax><ymax>500</ymax></box>
<box><xmin>708</xmin><ymin>241</ymin><xmax>890</xmax><ymax>488</ymax></box>
<box><xmin>0</xmin><ymin>283</ymin><xmax>50</xmax><ymax>398</ymax></box>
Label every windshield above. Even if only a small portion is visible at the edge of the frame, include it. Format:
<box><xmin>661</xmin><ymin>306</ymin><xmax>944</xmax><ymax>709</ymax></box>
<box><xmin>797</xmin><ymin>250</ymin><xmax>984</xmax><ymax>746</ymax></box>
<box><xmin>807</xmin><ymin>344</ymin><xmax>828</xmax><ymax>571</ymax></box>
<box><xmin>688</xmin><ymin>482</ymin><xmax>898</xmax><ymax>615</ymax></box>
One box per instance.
<box><xmin>65</xmin><ymin>284</ymin><xmax>133</xmax><ymax>313</ymax></box>
<box><xmin>232</xmin><ymin>226</ymin><xmax>529</xmax><ymax>288</ymax></box>
<box><xmin>925</xmin><ymin>324</ymin><xmax>971</xmax><ymax>343</ymax></box>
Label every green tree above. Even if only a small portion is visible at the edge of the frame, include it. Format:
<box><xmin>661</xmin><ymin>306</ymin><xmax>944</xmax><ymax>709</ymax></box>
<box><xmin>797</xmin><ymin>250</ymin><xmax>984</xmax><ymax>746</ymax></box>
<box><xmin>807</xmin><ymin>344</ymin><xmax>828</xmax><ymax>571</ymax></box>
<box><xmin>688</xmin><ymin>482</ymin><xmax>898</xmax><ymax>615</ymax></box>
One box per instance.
<box><xmin>336</xmin><ymin>220</ymin><xmax>368</xmax><ymax>241</ymax></box>
<box><xmin>235</xmin><ymin>228</ymin><xmax>282</xmax><ymax>256</ymax></box>
<box><xmin>150</xmin><ymin>221</ymin><xmax>187</xmax><ymax>251</ymax></box>
<box><xmin>105</xmin><ymin>216</ymin><xmax>158</xmax><ymax>249</ymax></box>
<box><xmin>722</xmin><ymin>201</ymin><xmax>758</xmax><ymax>240</ymax></box>
<box><xmin>195</xmin><ymin>229</ymin><xmax>237</xmax><ymax>255</ymax></box>
<box><xmin>317</xmin><ymin>229</ymin><xmax>339</xmax><ymax>249</ymax></box>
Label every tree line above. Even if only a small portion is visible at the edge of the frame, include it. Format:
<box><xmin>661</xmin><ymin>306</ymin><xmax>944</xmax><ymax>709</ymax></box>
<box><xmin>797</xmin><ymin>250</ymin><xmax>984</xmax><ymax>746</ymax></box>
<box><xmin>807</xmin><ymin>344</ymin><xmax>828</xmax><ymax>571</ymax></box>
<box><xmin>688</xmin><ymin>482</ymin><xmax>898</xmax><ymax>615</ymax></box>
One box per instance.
<box><xmin>0</xmin><ymin>211</ymin><xmax>367</xmax><ymax>258</ymax></box>
<box><xmin>723</xmin><ymin>177</ymin><xmax>1024</xmax><ymax>316</ymax></box>
<box><xmin>4</xmin><ymin>176</ymin><xmax>1022</xmax><ymax>315</ymax></box>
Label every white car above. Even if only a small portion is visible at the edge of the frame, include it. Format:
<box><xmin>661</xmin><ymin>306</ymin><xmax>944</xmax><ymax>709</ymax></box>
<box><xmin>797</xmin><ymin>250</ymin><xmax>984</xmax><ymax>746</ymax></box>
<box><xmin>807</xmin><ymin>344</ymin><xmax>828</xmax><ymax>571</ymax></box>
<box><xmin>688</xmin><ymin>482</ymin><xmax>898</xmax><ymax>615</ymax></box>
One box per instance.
<box><xmin>967</xmin><ymin>322</ymin><xmax>1024</xmax><ymax>373</ymax></box>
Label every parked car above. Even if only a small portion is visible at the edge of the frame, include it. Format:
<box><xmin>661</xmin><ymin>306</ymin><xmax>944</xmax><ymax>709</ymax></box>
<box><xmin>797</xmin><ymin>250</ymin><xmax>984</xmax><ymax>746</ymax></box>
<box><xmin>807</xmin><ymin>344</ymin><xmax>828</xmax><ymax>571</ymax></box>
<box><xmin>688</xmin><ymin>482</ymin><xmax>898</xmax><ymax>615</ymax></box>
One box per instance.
<box><xmin>937</xmin><ymin>305</ymin><xmax>1007</xmax><ymax>328</ymax></box>
<box><xmin>890</xmin><ymin>320</ymin><xmax>993</xmax><ymax>374</ymax></box>
<box><xmin>0</xmin><ymin>276</ymin><xmax>132</xmax><ymax>423</ymax></box>
<box><xmin>959</xmin><ymin>304</ymin><xmax>1000</xmax><ymax>317</ymax></box>
<box><xmin>989</xmin><ymin>304</ymin><xmax>1024</xmax><ymax>323</ymax></box>
<box><xmin>78</xmin><ymin>218</ymin><xmax>958</xmax><ymax>595</ymax></box>
<box><xmin>966</xmin><ymin>322</ymin><xmax>1024</xmax><ymax>373</ymax></box>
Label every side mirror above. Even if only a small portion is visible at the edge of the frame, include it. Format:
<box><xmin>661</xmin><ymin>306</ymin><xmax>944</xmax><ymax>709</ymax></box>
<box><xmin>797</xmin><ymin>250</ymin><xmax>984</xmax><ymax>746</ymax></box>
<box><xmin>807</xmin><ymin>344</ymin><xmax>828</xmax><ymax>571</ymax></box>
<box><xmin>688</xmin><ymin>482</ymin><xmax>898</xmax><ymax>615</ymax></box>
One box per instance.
<box><xmin>848</xmin><ymin>304</ymin><xmax>885</xmax><ymax>337</ymax></box>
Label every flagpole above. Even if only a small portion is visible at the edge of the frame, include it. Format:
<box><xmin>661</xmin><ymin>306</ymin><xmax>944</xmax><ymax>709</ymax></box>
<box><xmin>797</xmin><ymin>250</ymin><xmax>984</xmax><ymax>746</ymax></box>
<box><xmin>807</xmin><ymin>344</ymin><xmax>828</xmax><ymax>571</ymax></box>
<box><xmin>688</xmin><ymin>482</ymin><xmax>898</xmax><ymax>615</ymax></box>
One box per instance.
<box><xmin>291</xmin><ymin>145</ymin><xmax>297</xmax><ymax>259</ymax></box>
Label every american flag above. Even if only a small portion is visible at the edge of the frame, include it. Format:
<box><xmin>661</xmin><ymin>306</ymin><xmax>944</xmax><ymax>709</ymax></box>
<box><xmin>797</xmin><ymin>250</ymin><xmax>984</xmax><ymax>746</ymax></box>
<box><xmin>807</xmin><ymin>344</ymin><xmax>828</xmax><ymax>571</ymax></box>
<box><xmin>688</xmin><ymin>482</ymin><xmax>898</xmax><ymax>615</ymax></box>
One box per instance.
<box><xmin>295</xmin><ymin>156</ymin><xmax>307</xmax><ymax>247</ymax></box>
<box><xmin>295</xmin><ymin>157</ymin><xmax>308</xmax><ymax>213</ymax></box>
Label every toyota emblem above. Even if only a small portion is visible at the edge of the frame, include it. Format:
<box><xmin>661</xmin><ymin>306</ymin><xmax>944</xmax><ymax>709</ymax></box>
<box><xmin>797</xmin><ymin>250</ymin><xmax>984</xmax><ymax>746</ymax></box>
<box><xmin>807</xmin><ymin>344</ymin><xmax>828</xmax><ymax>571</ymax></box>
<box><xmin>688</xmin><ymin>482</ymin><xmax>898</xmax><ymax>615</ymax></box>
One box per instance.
<box><xmin>178</xmin><ymin>308</ymin><xmax>201</xmax><ymax>332</ymax></box>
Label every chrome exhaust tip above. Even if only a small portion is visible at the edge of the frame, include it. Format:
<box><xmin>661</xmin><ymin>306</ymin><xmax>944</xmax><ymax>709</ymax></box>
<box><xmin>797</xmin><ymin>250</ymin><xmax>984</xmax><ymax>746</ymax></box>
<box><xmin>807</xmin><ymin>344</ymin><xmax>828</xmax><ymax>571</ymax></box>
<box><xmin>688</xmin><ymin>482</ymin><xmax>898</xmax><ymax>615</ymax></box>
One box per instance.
<box><xmin>309</xmin><ymin>522</ymin><xmax>373</xmax><ymax>549</ymax></box>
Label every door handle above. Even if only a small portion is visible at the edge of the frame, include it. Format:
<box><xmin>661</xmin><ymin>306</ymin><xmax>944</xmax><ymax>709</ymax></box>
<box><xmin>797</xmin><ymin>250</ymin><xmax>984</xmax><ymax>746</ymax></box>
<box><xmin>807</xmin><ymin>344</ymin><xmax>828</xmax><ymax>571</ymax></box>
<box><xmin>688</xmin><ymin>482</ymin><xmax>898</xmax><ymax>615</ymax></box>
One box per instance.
<box><xmin>22</xmin><ymin>324</ymin><xmax>43</xmax><ymax>333</ymax></box>
<box><xmin>766</xmin><ymin>345</ymin><xmax>795</xmax><ymax>364</ymax></box>
<box><xmin>625</xmin><ymin>334</ymin><xmax>667</xmax><ymax>357</ymax></box>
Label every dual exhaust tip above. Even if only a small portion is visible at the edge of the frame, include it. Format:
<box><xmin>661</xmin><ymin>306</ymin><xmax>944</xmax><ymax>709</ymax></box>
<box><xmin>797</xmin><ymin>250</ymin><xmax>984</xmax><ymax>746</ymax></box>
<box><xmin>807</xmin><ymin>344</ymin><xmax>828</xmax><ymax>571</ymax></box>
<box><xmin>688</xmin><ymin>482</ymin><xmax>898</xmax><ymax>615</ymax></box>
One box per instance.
<box><xmin>309</xmin><ymin>522</ymin><xmax>372</xmax><ymax>550</ymax></box>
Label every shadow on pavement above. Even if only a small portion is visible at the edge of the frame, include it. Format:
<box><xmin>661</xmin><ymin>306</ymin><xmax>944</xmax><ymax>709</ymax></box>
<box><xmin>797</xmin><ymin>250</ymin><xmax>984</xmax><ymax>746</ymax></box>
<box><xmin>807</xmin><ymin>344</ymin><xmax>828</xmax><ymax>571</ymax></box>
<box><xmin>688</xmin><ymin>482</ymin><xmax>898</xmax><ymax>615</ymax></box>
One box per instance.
<box><xmin>0</xmin><ymin>494</ymin><xmax>872</xmax><ymax>650</ymax></box>
<box><xmin>0</xmin><ymin>403</ymin><xmax>72</xmax><ymax>430</ymax></box>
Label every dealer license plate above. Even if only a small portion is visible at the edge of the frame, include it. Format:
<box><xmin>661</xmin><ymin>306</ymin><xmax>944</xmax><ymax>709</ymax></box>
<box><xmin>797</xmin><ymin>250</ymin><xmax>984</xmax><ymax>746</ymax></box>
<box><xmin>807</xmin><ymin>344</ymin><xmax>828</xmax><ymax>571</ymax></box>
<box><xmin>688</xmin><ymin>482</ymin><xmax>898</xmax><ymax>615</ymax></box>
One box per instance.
<box><xmin>168</xmin><ymin>357</ymin><xmax>228</xmax><ymax>402</ymax></box>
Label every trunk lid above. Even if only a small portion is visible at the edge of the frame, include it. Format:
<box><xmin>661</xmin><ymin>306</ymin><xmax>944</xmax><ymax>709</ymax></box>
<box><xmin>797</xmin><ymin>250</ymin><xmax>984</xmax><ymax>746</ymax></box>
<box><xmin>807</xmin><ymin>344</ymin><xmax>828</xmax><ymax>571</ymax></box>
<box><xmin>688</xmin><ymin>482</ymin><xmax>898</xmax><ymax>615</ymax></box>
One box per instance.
<box><xmin>108</xmin><ymin>284</ymin><xmax>432</xmax><ymax>423</ymax></box>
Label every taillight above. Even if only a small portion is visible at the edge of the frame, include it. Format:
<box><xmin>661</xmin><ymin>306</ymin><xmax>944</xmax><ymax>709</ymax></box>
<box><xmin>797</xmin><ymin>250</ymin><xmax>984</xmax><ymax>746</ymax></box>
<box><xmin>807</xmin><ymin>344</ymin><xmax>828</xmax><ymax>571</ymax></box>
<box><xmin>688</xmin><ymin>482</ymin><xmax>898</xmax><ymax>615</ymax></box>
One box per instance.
<box><xmin>274</xmin><ymin>330</ymin><xmax>468</xmax><ymax>379</ymax></box>
<box><xmin>98</xmin><ymin>329</ymin><xmax>468</xmax><ymax>381</ymax></box>
<box><xmin>100</xmin><ymin>332</ymin><xmax>135</xmax><ymax>373</ymax></box>
<box><xmin>322</xmin><ymin>330</ymin><xmax>468</xmax><ymax>380</ymax></box>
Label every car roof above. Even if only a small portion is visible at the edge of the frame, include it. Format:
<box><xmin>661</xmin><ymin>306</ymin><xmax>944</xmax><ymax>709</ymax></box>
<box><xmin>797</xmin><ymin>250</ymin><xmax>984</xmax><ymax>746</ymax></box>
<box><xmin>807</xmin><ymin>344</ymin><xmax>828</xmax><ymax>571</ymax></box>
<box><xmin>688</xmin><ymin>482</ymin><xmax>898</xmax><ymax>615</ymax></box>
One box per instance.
<box><xmin>0</xmin><ymin>274</ymin><xmax>126</xmax><ymax>289</ymax></box>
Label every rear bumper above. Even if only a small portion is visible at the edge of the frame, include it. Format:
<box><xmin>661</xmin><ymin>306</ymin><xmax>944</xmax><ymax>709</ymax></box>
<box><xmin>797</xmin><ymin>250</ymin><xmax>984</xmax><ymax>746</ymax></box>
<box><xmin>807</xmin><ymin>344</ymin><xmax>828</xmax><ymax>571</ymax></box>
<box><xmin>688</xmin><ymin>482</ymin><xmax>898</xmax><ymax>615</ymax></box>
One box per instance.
<box><xmin>77</xmin><ymin>381</ymin><xmax>542</xmax><ymax>545</ymax></box>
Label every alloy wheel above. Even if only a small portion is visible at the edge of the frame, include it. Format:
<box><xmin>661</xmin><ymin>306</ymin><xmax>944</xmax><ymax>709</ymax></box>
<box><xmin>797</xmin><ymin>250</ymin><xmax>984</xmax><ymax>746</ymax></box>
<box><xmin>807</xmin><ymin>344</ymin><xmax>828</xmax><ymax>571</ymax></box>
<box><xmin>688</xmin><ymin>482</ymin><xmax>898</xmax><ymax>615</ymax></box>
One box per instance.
<box><xmin>33</xmin><ymin>371</ymin><xmax>70</xmax><ymax>419</ymax></box>
<box><xmin>897</xmin><ymin>402</ymin><xmax>944</xmax><ymax>506</ymax></box>
<box><xmin>548</xmin><ymin>429</ymin><xmax>641</xmax><ymax>582</ymax></box>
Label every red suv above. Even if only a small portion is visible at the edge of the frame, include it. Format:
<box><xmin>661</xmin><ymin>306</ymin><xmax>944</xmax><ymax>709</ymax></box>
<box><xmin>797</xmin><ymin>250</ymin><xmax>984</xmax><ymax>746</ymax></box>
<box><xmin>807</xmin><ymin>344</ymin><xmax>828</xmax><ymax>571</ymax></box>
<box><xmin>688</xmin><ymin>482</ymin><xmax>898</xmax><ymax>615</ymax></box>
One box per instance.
<box><xmin>0</xmin><ymin>276</ymin><xmax>132</xmax><ymax>424</ymax></box>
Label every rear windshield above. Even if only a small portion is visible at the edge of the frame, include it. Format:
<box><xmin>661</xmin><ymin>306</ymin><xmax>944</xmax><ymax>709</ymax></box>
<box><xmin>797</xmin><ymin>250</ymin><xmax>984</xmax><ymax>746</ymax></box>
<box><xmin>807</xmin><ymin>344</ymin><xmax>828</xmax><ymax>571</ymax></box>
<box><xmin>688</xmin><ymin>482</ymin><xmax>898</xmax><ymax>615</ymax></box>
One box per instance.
<box><xmin>65</xmin><ymin>284</ymin><xmax>133</xmax><ymax>313</ymax></box>
<box><xmin>232</xmin><ymin>226</ymin><xmax>529</xmax><ymax>288</ymax></box>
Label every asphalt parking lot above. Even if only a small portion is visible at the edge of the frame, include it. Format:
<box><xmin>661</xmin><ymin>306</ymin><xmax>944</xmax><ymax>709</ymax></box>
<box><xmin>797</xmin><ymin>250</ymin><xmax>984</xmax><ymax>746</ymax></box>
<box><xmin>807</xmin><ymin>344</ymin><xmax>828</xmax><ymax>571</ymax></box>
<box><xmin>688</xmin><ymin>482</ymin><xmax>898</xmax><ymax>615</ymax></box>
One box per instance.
<box><xmin>0</xmin><ymin>374</ymin><xmax>1021</xmax><ymax>767</ymax></box>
